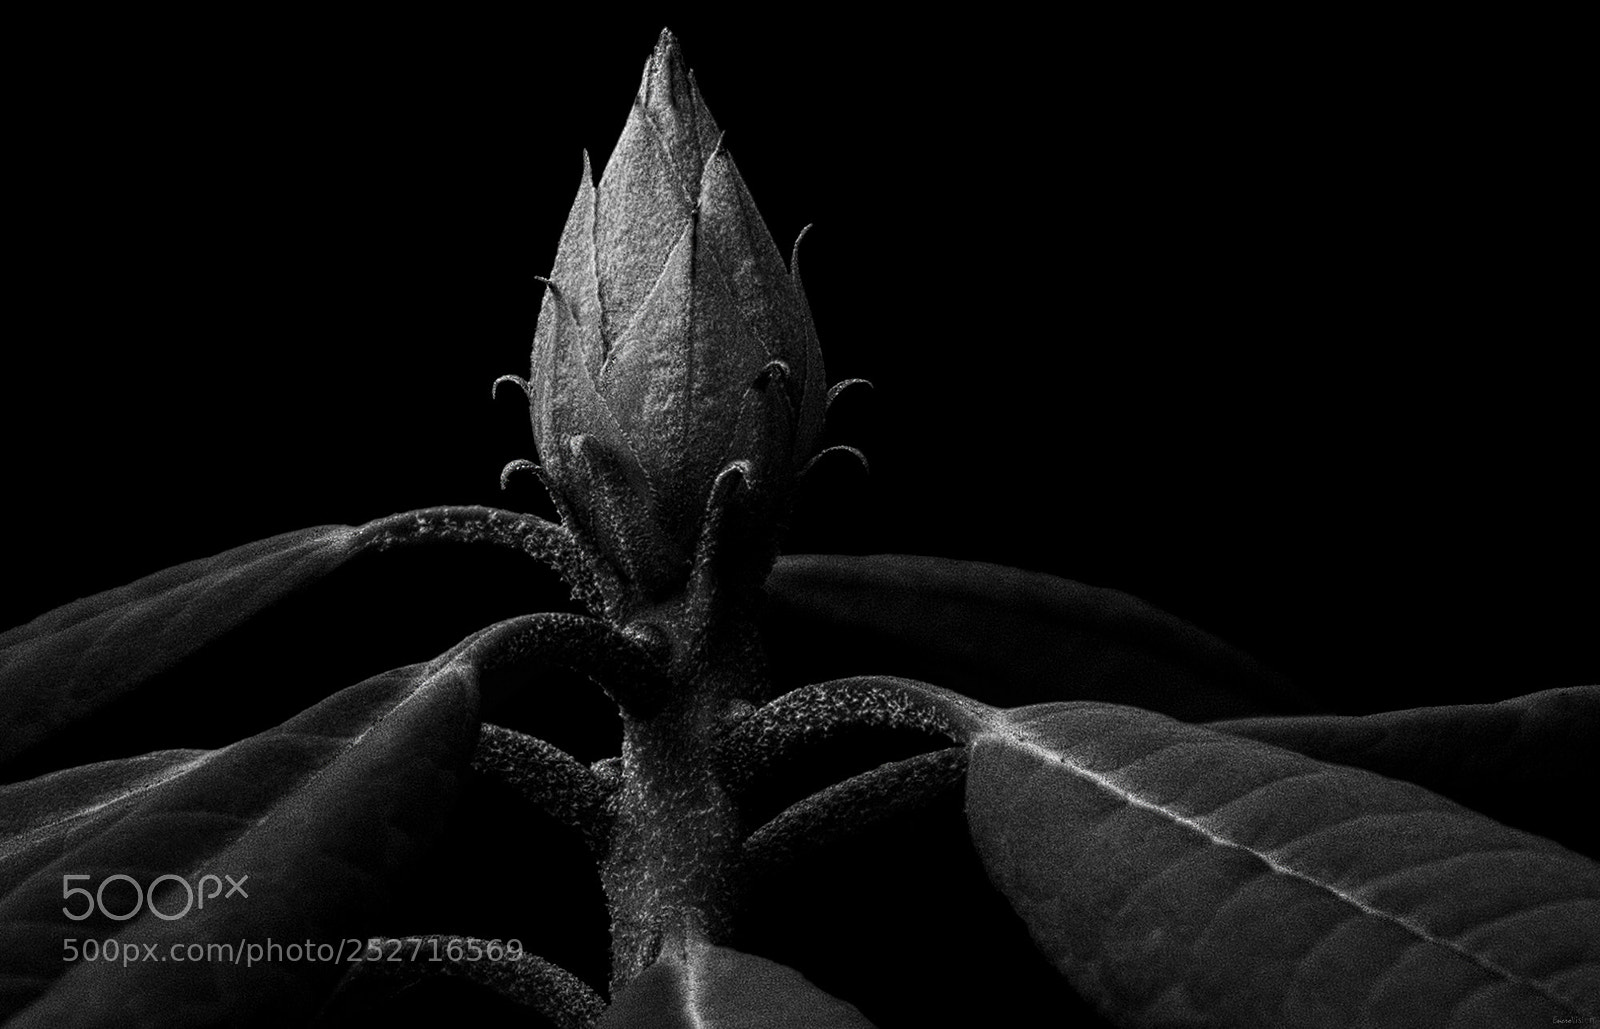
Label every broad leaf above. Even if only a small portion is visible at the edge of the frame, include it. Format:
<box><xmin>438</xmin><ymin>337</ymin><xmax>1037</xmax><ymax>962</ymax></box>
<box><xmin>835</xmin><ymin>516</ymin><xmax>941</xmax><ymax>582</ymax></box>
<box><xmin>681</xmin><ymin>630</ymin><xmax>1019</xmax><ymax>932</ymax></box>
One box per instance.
<box><xmin>0</xmin><ymin>634</ymin><xmax>485</xmax><ymax>1027</ymax></box>
<box><xmin>0</xmin><ymin>505</ymin><xmax>582</xmax><ymax>774</ymax></box>
<box><xmin>762</xmin><ymin>554</ymin><xmax>1313</xmax><ymax>718</ymax></box>
<box><xmin>597</xmin><ymin>939</ymin><xmax>876</xmax><ymax>1029</ymax></box>
<box><xmin>1209</xmin><ymin>685</ymin><xmax>1600</xmax><ymax>856</ymax></box>
<box><xmin>963</xmin><ymin>700</ymin><xmax>1600</xmax><ymax>1027</ymax></box>
<box><xmin>0</xmin><ymin>749</ymin><xmax>208</xmax><ymax>888</ymax></box>
<box><xmin>723</xmin><ymin>678</ymin><xmax>1095</xmax><ymax>1027</ymax></box>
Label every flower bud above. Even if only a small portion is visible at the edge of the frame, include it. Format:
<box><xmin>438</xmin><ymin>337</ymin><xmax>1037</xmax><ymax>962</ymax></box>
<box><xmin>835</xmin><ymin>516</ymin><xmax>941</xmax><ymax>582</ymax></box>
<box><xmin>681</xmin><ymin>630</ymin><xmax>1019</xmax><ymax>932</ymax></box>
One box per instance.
<box><xmin>524</xmin><ymin>29</ymin><xmax>828</xmax><ymax>608</ymax></box>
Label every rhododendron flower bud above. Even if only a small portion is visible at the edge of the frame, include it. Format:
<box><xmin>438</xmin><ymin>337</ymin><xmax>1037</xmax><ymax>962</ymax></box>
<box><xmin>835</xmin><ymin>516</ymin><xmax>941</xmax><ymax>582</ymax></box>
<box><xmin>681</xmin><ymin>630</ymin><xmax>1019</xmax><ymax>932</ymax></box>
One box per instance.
<box><xmin>521</xmin><ymin>29</ymin><xmax>830</xmax><ymax>608</ymax></box>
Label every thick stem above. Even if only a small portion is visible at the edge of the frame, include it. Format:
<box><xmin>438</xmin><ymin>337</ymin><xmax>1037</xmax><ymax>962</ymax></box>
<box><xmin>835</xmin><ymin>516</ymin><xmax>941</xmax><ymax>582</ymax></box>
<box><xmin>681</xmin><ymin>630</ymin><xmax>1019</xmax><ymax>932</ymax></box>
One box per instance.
<box><xmin>599</xmin><ymin>609</ymin><xmax>768</xmax><ymax>989</ymax></box>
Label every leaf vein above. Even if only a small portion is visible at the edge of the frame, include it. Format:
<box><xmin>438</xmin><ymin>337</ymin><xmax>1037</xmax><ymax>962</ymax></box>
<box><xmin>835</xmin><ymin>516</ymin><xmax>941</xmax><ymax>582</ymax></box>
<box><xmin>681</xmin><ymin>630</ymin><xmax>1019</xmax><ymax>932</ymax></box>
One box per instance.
<box><xmin>1001</xmin><ymin>727</ymin><xmax>1584</xmax><ymax>1012</ymax></box>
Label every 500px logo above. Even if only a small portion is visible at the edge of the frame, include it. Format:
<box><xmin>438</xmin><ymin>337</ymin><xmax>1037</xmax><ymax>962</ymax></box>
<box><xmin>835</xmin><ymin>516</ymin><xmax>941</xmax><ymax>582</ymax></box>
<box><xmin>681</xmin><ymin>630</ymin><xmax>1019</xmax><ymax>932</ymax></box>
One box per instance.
<box><xmin>62</xmin><ymin>873</ymin><xmax>250</xmax><ymax>922</ymax></box>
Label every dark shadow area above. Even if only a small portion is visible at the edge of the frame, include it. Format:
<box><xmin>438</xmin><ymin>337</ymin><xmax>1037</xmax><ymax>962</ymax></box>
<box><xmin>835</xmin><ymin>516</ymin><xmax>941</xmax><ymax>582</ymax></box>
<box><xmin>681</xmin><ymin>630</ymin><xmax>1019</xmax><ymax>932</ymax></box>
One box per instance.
<box><xmin>734</xmin><ymin>782</ymin><xmax>1111</xmax><ymax>1027</ymax></box>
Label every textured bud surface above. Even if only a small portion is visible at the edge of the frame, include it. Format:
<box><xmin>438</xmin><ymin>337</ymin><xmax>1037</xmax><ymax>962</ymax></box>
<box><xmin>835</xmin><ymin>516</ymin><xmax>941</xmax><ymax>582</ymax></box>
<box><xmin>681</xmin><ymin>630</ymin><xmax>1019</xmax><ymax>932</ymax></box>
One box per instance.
<box><xmin>525</xmin><ymin>29</ymin><xmax>827</xmax><ymax>610</ymax></box>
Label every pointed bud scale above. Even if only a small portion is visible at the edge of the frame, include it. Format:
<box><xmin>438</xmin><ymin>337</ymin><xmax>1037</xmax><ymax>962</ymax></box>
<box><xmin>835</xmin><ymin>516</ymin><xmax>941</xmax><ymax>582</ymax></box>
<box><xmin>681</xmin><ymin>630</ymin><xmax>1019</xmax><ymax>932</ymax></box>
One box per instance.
<box><xmin>526</xmin><ymin>29</ymin><xmax>831</xmax><ymax>612</ymax></box>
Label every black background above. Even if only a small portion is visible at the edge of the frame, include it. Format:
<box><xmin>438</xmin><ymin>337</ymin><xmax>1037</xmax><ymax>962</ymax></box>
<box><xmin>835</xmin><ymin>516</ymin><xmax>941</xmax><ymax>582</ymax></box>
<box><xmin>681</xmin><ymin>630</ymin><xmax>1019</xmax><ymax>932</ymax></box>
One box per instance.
<box><xmin>2</xmin><ymin>12</ymin><xmax>1592</xmax><ymax>1024</ymax></box>
<box><xmin>5</xmin><ymin>15</ymin><xmax>1591</xmax><ymax>715</ymax></box>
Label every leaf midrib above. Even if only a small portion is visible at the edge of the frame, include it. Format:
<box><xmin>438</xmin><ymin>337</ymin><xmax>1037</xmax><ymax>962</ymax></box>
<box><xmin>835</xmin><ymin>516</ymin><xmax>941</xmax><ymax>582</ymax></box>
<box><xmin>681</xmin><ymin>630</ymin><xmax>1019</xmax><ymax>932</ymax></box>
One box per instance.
<box><xmin>992</xmin><ymin>720</ymin><xmax>1582</xmax><ymax>1014</ymax></box>
<box><xmin>680</xmin><ymin>946</ymin><xmax>711</xmax><ymax>1029</ymax></box>
<box><xmin>7</xmin><ymin>654</ymin><xmax>460</xmax><ymax>918</ymax></box>
<box><xmin>0</xmin><ymin>751</ymin><xmax>217</xmax><ymax>864</ymax></box>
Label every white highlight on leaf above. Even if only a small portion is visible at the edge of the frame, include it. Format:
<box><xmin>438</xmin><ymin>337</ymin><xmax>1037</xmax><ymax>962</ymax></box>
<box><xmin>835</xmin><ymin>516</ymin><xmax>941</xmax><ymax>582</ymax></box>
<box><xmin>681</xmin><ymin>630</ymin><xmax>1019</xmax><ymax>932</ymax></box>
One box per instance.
<box><xmin>0</xmin><ymin>751</ymin><xmax>216</xmax><ymax>863</ymax></box>
<box><xmin>681</xmin><ymin>941</ymin><xmax>710</xmax><ymax>1029</ymax></box>
<box><xmin>990</xmin><ymin>717</ymin><xmax>1578</xmax><ymax>1010</ymax></box>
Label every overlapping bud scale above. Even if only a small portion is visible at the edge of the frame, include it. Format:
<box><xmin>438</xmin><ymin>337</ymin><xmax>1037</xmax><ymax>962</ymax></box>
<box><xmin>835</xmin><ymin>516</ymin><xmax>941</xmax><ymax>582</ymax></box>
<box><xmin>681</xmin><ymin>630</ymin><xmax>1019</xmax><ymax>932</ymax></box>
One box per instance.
<box><xmin>526</xmin><ymin>30</ymin><xmax>827</xmax><ymax>604</ymax></box>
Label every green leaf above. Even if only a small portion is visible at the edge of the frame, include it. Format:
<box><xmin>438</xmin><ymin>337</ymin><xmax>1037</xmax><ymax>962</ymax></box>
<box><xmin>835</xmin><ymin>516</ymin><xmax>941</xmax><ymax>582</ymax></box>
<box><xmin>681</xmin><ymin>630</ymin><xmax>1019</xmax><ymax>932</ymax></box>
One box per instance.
<box><xmin>0</xmin><ymin>636</ymin><xmax>483</xmax><ymax>1027</ymax></box>
<box><xmin>1209</xmin><ymin>686</ymin><xmax>1600</xmax><ymax>856</ymax></box>
<box><xmin>963</xmin><ymin>700</ymin><xmax>1600</xmax><ymax>1027</ymax></box>
<box><xmin>762</xmin><ymin>554</ymin><xmax>1313</xmax><ymax>718</ymax></box>
<box><xmin>597</xmin><ymin>939</ymin><xmax>876</xmax><ymax>1029</ymax></box>
<box><xmin>0</xmin><ymin>505</ymin><xmax>582</xmax><ymax>773</ymax></box>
